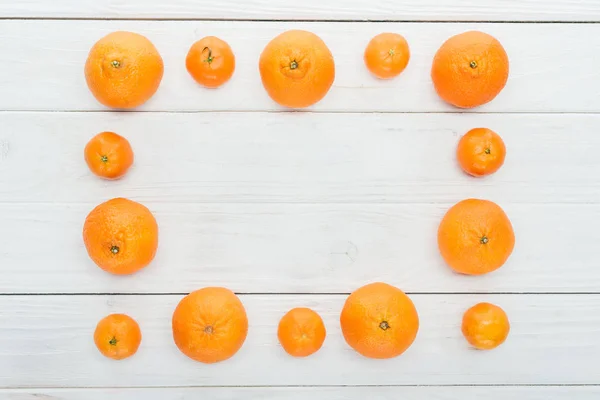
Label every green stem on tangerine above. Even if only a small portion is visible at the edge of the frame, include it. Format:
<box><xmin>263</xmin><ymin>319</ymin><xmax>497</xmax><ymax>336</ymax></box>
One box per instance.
<box><xmin>109</xmin><ymin>337</ymin><xmax>118</xmax><ymax>346</ymax></box>
<box><xmin>110</xmin><ymin>245</ymin><xmax>120</xmax><ymax>255</ymax></box>
<box><xmin>202</xmin><ymin>47</ymin><xmax>214</xmax><ymax>64</ymax></box>
<box><xmin>480</xmin><ymin>236</ymin><xmax>489</xmax><ymax>244</ymax></box>
<box><xmin>379</xmin><ymin>321</ymin><xmax>390</xmax><ymax>330</ymax></box>
<box><xmin>289</xmin><ymin>60</ymin><xmax>298</xmax><ymax>70</ymax></box>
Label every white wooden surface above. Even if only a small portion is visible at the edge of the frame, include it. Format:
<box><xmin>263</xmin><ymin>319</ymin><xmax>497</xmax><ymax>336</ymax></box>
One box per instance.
<box><xmin>2</xmin><ymin>22</ymin><xmax>600</xmax><ymax>112</ymax></box>
<box><xmin>1</xmin><ymin>113</ymin><xmax>599</xmax><ymax>204</ymax></box>
<box><xmin>2</xmin><ymin>0</ymin><xmax>600</xmax><ymax>21</ymax></box>
<box><xmin>3</xmin><ymin>387</ymin><xmax>600</xmax><ymax>400</ymax></box>
<box><xmin>1</xmin><ymin>0</ymin><xmax>599</xmax><ymax>398</ymax></box>
<box><xmin>2</xmin><ymin>295</ymin><xmax>600</xmax><ymax>386</ymax></box>
<box><xmin>1</xmin><ymin>203</ymin><xmax>599</xmax><ymax>293</ymax></box>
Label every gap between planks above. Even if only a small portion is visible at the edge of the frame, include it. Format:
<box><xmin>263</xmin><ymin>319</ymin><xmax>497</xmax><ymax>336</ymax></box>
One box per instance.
<box><xmin>4</xmin><ymin>110</ymin><xmax>600</xmax><ymax>115</ymax></box>
<box><xmin>3</xmin><ymin>292</ymin><xmax>600</xmax><ymax>296</ymax></box>
<box><xmin>2</xmin><ymin>18</ymin><xmax>600</xmax><ymax>23</ymax></box>
<box><xmin>3</xmin><ymin>384</ymin><xmax>600</xmax><ymax>388</ymax></box>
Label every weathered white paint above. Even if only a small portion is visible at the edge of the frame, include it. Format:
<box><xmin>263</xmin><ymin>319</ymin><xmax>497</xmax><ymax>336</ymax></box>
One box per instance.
<box><xmin>1</xmin><ymin>294</ymin><xmax>599</xmax><ymax>387</ymax></box>
<box><xmin>2</xmin><ymin>386</ymin><xmax>599</xmax><ymax>400</ymax></box>
<box><xmin>1</xmin><ymin>21</ymin><xmax>600</xmax><ymax>112</ymax></box>
<box><xmin>0</xmin><ymin>203</ymin><xmax>597</xmax><ymax>293</ymax></box>
<box><xmin>1</xmin><ymin>0</ymin><xmax>599</xmax><ymax>21</ymax></box>
<box><xmin>0</xmin><ymin>112</ymin><xmax>598</xmax><ymax>204</ymax></box>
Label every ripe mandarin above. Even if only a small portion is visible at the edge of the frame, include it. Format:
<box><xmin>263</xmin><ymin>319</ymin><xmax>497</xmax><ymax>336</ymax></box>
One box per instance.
<box><xmin>278</xmin><ymin>307</ymin><xmax>326</xmax><ymax>357</ymax></box>
<box><xmin>364</xmin><ymin>33</ymin><xmax>410</xmax><ymax>79</ymax></box>
<box><xmin>462</xmin><ymin>302</ymin><xmax>510</xmax><ymax>350</ymax></box>
<box><xmin>94</xmin><ymin>313</ymin><xmax>142</xmax><ymax>360</ymax></box>
<box><xmin>438</xmin><ymin>199</ymin><xmax>515</xmax><ymax>275</ymax></box>
<box><xmin>431</xmin><ymin>31</ymin><xmax>509</xmax><ymax>108</ymax></box>
<box><xmin>340</xmin><ymin>282</ymin><xmax>419</xmax><ymax>359</ymax></box>
<box><xmin>83</xmin><ymin>198</ymin><xmax>159</xmax><ymax>275</ymax></box>
<box><xmin>172</xmin><ymin>287</ymin><xmax>248</xmax><ymax>363</ymax></box>
<box><xmin>457</xmin><ymin>128</ymin><xmax>506</xmax><ymax>177</ymax></box>
<box><xmin>259</xmin><ymin>30</ymin><xmax>335</xmax><ymax>108</ymax></box>
<box><xmin>84</xmin><ymin>131</ymin><xmax>134</xmax><ymax>180</ymax></box>
<box><xmin>85</xmin><ymin>31</ymin><xmax>164</xmax><ymax>109</ymax></box>
<box><xmin>186</xmin><ymin>36</ymin><xmax>235</xmax><ymax>88</ymax></box>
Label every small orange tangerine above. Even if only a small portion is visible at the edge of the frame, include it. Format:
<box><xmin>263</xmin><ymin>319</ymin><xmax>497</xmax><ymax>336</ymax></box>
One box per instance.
<box><xmin>186</xmin><ymin>36</ymin><xmax>235</xmax><ymax>88</ymax></box>
<box><xmin>364</xmin><ymin>33</ymin><xmax>410</xmax><ymax>79</ymax></box>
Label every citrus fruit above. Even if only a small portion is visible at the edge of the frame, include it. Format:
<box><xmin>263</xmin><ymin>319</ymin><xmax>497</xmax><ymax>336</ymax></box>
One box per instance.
<box><xmin>278</xmin><ymin>307</ymin><xmax>326</xmax><ymax>357</ymax></box>
<box><xmin>85</xmin><ymin>31</ymin><xmax>164</xmax><ymax>109</ymax></box>
<box><xmin>364</xmin><ymin>33</ymin><xmax>410</xmax><ymax>79</ymax></box>
<box><xmin>457</xmin><ymin>128</ymin><xmax>506</xmax><ymax>177</ymax></box>
<box><xmin>462</xmin><ymin>302</ymin><xmax>510</xmax><ymax>350</ymax></box>
<box><xmin>438</xmin><ymin>199</ymin><xmax>515</xmax><ymax>275</ymax></box>
<box><xmin>172</xmin><ymin>287</ymin><xmax>248</xmax><ymax>363</ymax></box>
<box><xmin>94</xmin><ymin>313</ymin><xmax>142</xmax><ymax>360</ymax></box>
<box><xmin>83</xmin><ymin>198</ymin><xmax>159</xmax><ymax>275</ymax></box>
<box><xmin>186</xmin><ymin>36</ymin><xmax>235</xmax><ymax>88</ymax></box>
<box><xmin>84</xmin><ymin>131</ymin><xmax>134</xmax><ymax>180</ymax></box>
<box><xmin>431</xmin><ymin>31</ymin><xmax>509</xmax><ymax>108</ymax></box>
<box><xmin>340</xmin><ymin>282</ymin><xmax>419</xmax><ymax>359</ymax></box>
<box><xmin>259</xmin><ymin>30</ymin><xmax>335</xmax><ymax>108</ymax></box>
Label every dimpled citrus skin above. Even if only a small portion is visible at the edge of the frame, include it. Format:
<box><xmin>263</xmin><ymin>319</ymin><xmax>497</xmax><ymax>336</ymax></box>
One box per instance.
<box><xmin>457</xmin><ymin>128</ymin><xmax>506</xmax><ymax>177</ymax></box>
<box><xmin>364</xmin><ymin>33</ymin><xmax>410</xmax><ymax>79</ymax></box>
<box><xmin>172</xmin><ymin>287</ymin><xmax>248</xmax><ymax>364</ymax></box>
<box><xmin>94</xmin><ymin>313</ymin><xmax>142</xmax><ymax>360</ymax></box>
<box><xmin>431</xmin><ymin>31</ymin><xmax>509</xmax><ymax>108</ymax></box>
<box><xmin>84</xmin><ymin>131</ymin><xmax>134</xmax><ymax>180</ymax></box>
<box><xmin>438</xmin><ymin>199</ymin><xmax>515</xmax><ymax>275</ymax></box>
<box><xmin>278</xmin><ymin>307</ymin><xmax>326</xmax><ymax>357</ymax></box>
<box><xmin>85</xmin><ymin>31</ymin><xmax>164</xmax><ymax>109</ymax></box>
<box><xmin>259</xmin><ymin>30</ymin><xmax>335</xmax><ymax>108</ymax></box>
<box><xmin>462</xmin><ymin>302</ymin><xmax>510</xmax><ymax>350</ymax></box>
<box><xmin>186</xmin><ymin>36</ymin><xmax>235</xmax><ymax>88</ymax></box>
<box><xmin>83</xmin><ymin>198</ymin><xmax>158</xmax><ymax>275</ymax></box>
<box><xmin>340</xmin><ymin>282</ymin><xmax>419</xmax><ymax>359</ymax></box>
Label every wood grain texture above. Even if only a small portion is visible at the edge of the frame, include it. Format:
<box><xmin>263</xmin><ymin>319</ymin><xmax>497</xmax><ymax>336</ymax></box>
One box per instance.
<box><xmin>2</xmin><ymin>21</ymin><xmax>600</xmax><ymax>112</ymax></box>
<box><xmin>1</xmin><ymin>294</ymin><xmax>599</xmax><ymax>387</ymax></box>
<box><xmin>1</xmin><ymin>0</ymin><xmax>599</xmax><ymax>392</ymax></box>
<box><xmin>1</xmin><ymin>0</ymin><xmax>600</xmax><ymax>21</ymax></box>
<box><xmin>1</xmin><ymin>202</ymin><xmax>598</xmax><ymax>294</ymax></box>
<box><xmin>2</xmin><ymin>387</ymin><xmax>600</xmax><ymax>399</ymax></box>
<box><xmin>1</xmin><ymin>112</ymin><xmax>598</xmax><ymax>204</ymax></box>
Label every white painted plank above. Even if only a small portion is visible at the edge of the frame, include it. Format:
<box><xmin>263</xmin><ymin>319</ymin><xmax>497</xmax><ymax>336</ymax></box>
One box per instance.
<box><xmin>0</xmin><ymin>203</ymin><xmax>598</xmax><ymax>293</ymax></box>
<box><xmin>1</xmin><ymin>112</ymin><xmax>598</xmax><ymax>204</ymax></box>
<box><xmin>2</xmin><ymin>387</ymin><xmax>600</xmax><ymax>400</ymax></box>
<box><xmin>2</xmin><ymin>21</ymin><xmax>600</xmax><ymax>112</ymax></box>
<box><xmin>1</xmin><ymin>294</ymin><xmax>599</xmax><ymax>386</ymax></box>
<box><xmin>1</xmin><ymin>0</ymin><xmax>599</xmax><ymax>21</ymax></box>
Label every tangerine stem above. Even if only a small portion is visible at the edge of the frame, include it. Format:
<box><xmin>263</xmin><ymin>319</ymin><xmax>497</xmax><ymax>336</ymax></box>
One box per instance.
<box><xmin>109</xmin><ymin>337</ymin><xmax>118</xmax><ymax>346</ymax></box>
<box><xmin>289</xmin><ymin>60</ymin><xmax>298</xmax><ymax>70</ymax></box>
<box><xmin>100</xmin><ymin>155</ymin><xmax>108</xmax><ymax>163</ymax></box>
<box><xmin>110</xmin><ymin>245</ymin><xmax>120</xmax><ymax>255</ymax></box>
<box><xmin>202</xmin><ymin>47</ymin><xmax>214</xmax><ymax>64</ymax></box>
<box><xmin>480</xmin><ymin>236</ymin><xmax>489</xmax><ymax>244</ymax></box>
<box><xmin>384</xmin><ymin>48</ymin><xmax>395</xmax><ymax>61</ymax></box>
<box><xmin>111</xmin><ymin>60</ymin><xmax>121</xmax><ymax>68</ymax></box>
<box><xmin>204</xmin><ymin>325</ymin><xmax>214</xmax><ymax>334</ymax></box>
<box><xmin>379</xmin><ymin>321</ymin><xmax>390</xmax><ymax>330</ymax></box>
<box><xmin>484</xmin><ymin>148</ymin><xmax>491</xmax><ymax>154</ymax></box>
<box><xmin>470</xmin><ymin>61</ymin><xmax>478</xmax><ymax>69</ymax></box>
